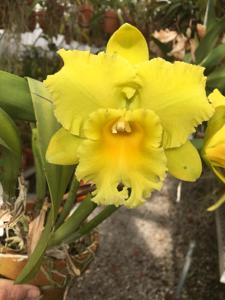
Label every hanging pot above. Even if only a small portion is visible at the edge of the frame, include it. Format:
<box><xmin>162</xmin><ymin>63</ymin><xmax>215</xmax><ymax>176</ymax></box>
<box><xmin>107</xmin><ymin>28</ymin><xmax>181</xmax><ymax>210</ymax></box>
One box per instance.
<box><xmin>78</xmin><ymin>4</ymin><xmax>94</xmax><ymax>28</ymax></box>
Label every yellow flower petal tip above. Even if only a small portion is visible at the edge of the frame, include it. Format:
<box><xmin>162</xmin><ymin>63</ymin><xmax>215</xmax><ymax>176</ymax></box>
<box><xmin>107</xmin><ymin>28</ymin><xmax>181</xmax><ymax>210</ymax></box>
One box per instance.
<box><xmin>106</xmin><ymin>23</ymin><xmax>149</xmax><ymax>64</ymax></box>
<box><xmin>165</xmin><ymin>141</ymin><xmax>202</xmax><ymax>182</ymax></box>
<box><xmin>208</xmin><ymin>89</ymin><xmax>225</xmax><ymax>108</ymax></box>
<box><xmin>75</xmin><ymin>108</ymin><xmax>167</xmax><ymax>208</ymax></box>
<box><xmin>46</xmin><ymin>127</ymin><xmax>81</xmax><ymax>165</ymax></box>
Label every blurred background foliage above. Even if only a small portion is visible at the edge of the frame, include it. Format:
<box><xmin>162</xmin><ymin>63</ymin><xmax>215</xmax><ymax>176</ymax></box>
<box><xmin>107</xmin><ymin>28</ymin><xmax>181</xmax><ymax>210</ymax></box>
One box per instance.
<box><xmin>1</xmin><ymin>0</ymin><xmax>225</xmax><ymax>89</ymax></box>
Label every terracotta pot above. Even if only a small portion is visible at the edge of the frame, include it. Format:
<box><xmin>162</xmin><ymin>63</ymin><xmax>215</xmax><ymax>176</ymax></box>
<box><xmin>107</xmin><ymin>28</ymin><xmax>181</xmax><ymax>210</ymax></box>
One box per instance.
<box><xmin>103</xmin><ymin>9</ymin><xmax>120</xmax><ymax>35</ymax></box>
<box><xmin>103</xmin><ymin>9</ymin><xmax>120</xmax><ymax>34</ymax></box>
<box><xmin>78</xmin><ymin>4</ymin><xmax>94</xmax><ymax>28</ymax></box>
<box><xmin>0</xmin><ymin>231</ymin><xmax>99</xmax><ymax>300</ymax></box>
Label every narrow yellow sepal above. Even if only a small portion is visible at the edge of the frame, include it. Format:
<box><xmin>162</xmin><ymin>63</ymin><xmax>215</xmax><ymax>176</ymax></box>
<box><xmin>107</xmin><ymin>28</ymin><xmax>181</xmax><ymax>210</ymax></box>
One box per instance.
<box><xmin>46</xmin><ymin>127</ymin><xmax>82</xmax><ymax>165</ymax></box>
<box><xmin>165</xmin><ymin>140</ymin><xmax>202</xmax><ymax>181</ymax></box>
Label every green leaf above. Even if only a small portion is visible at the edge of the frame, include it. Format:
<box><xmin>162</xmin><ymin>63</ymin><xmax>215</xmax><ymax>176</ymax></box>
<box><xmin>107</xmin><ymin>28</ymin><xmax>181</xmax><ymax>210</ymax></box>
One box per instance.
<box><xmin>32</xmin><ymin>128</ymin><xmax>46</xmax><ymax>202</ymax></box>
<box><xmin>195</xmin><ymin>15</ymin><xmax>225</xmax><ymax>64</ymax></box>
<box><xmin>207</xmin><ymin>65</ymin><xmax>225</xmax><ymax>92</ymax></box>
<box><xmin>27</xmin><ymin>78</ymin><xmax>74</xmax><ymax>221</ymax></box>
<box><xmin>16</xmin><ymin>78</ymin><xmax>74</xmax><ymax>283</ymax></box>
<box><xmin>200</xmin><ymin>44</ymin><xmax>225</xmax><ymax>70</ymax></box>
<box><xmin>204</xmin><ymin>0</ymin><xmax>217</xmax><ymax>31</ymax></box>
<box><xmin>55</xmin><ymin>177</ymin><xmax>79</xmax><ymax>228</ymax></box>
<box><xmin>0</xmin><ymin>71</ymin><xmax>35</xmax><ymax>121</ymax></box>
<box><xmin>0</xmin><ymin>108</ymin><xmax>21</xmax><ymax>196</ymax></box>
<box><xmin>63</xmin><ymin>205</ymin><xmax>119</xmax><ymax>245</ymax></box>
<box><xmin>48</xmin><ymin>195</ymin><xmax>97</xmax><ymax>248</ymax></box>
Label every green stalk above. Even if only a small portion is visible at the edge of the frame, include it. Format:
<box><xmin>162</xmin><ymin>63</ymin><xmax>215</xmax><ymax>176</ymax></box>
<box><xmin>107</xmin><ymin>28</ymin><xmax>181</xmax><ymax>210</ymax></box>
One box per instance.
<box><xmin>62</xmin><ymin>205</ymin><xmax>119</xmax><ymax>245</ymax></box>
<box><xmin>48</xmin><ymin>195</ymin><xmax>97</xmax><ymax>248</ymax></box>
<box><xmin>32</xmin><ymin>128</ymin><xmax>46</xmax><ymax>203</ymax></box>
<box><xmin>55</xmin><ymin>178</ymin><xmax>80</xmax><ymax>228</ymax></box>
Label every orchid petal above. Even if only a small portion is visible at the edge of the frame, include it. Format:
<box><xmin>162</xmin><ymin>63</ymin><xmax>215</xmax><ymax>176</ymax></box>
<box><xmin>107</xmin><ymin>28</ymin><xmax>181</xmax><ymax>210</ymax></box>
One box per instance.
<box><xmin>209</xmin><ymin>89</ymin><xmax>225</xmax><ymax>108</ymax></box>
<box><xmin>44</xmin><ymin>49</ymin><xmax>136</xmax><ymax>136</ymax></box>
<box><xmin>76</xmin><ymin>109</ymin><xmax>167</xmax><ymax>208</ymax></box>
<box><xmin>46</xmin><ymin>127</ymin><xmax>82</xmax><ymax>165</ymax></box>
<box><xmin>135</xmin><ymin>58</ymin><xmax>214</xmax><ymax>148</ymax></box>
<box><xmin>165</xmin><ymin>141</ymin><xmax>202</xmax><ymax>181</ymax></box>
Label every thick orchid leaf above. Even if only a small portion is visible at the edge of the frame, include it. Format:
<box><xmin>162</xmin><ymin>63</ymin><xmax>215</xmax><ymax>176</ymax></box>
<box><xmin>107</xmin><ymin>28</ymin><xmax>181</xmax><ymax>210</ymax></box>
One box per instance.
<box><xmin>27</xmin><ymin>78</ymin><xmax>74</xmax><ymax>221</ymax></box>
<box><xmin>0</xmin><ymin>71</ymin><xmax>35</xmax><ymax>121</ymax></box>
<box><xmin>31</xmin><ymin>128</ymin><xmax>46</xmax><ymax>202</ymax></box>
<box><xmin>0</xmin><ymin>108</ymin><xmax>21</xmax><ymax>196</ymax></box>
<box><xmin>16</xmin><ymin>79</ymin><xmax>74</xmax><ymax>283</ymax></box>
<box><xmin>207</xmin><ymin>65</ymin><xmax>225</xmax><ymax>92</ymax></box>
<box><xmin>195</xmin><ymin>15</ymin><xmax>225</xmax><ymax>64</ymax></box>
<box><xmin>204</xmin><ymin>0</ymin><xmax>217</xmax><ymax>31</ymax></box>
<box><xmin>48</xmin><ymin>195</ymin><xmax>96</xmax><ymax>248</ymax></box>
<box><xmin>61</xmin><ymin>205</ymin><xmax>119</xmax><ymax>245</ymax></box>
<box><xmin>200</xmin><ymin>44</ymin><xmax>225</xmax><ymax>70</ymax></box>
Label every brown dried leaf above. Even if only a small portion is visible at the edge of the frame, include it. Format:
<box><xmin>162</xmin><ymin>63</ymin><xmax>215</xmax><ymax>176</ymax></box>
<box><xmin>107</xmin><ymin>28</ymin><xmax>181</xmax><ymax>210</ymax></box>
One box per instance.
<box><xmin>0</xmin><ymin>209</ymin><xmax>12</xmax><ymax>237</ymax></box>
<box><xmin>169</xmin><ymin>34</ymin><xmax>187</xmax><ymax>60</ymax></box>
<box><xmin>153</xmin><ymin>29</ymin><xmax>177</xmax><ymax>43</ymax></box>
<box><xmin>27</xmin><ymin>201</ymin><xmax>48</xmax><ymax>255</ymax></box>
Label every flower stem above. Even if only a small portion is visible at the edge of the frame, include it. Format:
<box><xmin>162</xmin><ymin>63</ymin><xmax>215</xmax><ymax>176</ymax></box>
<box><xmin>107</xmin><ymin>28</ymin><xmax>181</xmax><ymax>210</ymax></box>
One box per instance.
<box><xmin>61</xmin><ymin>205</ymin><xmax>119</xmax><ymax>245</ymax></box>
<box><xmin>55</xmin><ymin>178</ymin><xmax>80</xmax><ymax>228</ymax></box>
<box><xmin>48</xmin><ymin>195</ymin><xmax>96</xmax><ymax>248</ymax></box>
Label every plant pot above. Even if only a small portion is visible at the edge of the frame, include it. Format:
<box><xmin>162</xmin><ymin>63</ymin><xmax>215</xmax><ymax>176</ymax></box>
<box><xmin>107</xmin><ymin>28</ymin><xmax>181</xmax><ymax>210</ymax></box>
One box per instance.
<box><xmin>0</xmin><ymin>231</ymin><xmax>99</xmax><ymax>300</ymax></box>
<box><xmin>103</xmin><ymin>9</ymin><xmax>120</xmax><ymax>34</ymax></box>
<box><xmin>78</xmin><ymin>4</ymin><xmax>93</xmax><ymax>28</ymax></box>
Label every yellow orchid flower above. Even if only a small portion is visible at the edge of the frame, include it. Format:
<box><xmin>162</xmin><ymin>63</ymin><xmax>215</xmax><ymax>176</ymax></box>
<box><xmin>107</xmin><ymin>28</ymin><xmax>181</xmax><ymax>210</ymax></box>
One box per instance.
<box><xmin>44</xmin><ymin>24</ymin><xmax>213</xmax><ymax>208</ymax></box>
<box><xmin>203</xmin><ymin>89</ymin><xmax>225</xmax><ymax>183</ymax></box>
